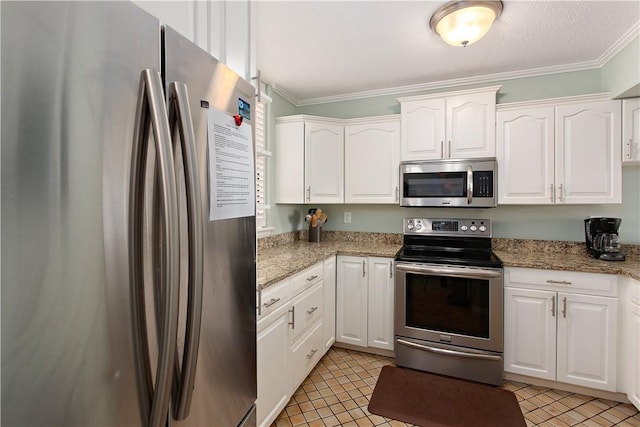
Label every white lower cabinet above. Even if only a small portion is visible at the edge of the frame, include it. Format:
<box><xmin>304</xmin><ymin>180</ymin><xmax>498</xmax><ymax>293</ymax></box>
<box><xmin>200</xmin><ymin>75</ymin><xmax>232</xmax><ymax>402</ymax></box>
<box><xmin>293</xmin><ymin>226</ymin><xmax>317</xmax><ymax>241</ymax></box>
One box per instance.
<box><xmin>257</xmin><ymin>281</ymin><xmax>292</xmax><ymax>427</ymax></box>
<box><xmin>621</xmin><ymin>277</ymin><xmax>640</xmax><ymax>410</ymax></box>
<box><xmin>323</xmin><ymin>257</ymin><xmax>337</xmax><ymax>350</ymax></box>
<box><xmin>504</xmin><ymin>268</ymin><xmax>618</xmax><ymax>392</ymax></box>
<box><xmin>336</xmin><ymin>256</ymin><xmax>394</xmax><ymax>351</ymax></box>
<box><xmin>257</xmin><ymin>258</ymin><xmax>336</xmax><ymax>427</ymax></box>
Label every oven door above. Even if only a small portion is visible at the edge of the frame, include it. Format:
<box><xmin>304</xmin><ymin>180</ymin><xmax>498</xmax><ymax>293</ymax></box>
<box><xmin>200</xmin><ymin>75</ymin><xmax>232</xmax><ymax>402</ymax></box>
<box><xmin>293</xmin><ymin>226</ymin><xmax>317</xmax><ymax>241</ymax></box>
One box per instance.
<box><xmin>394</xmin><ymin>262</ymin><xmax>503</xmax><ymax>353</ymax></box>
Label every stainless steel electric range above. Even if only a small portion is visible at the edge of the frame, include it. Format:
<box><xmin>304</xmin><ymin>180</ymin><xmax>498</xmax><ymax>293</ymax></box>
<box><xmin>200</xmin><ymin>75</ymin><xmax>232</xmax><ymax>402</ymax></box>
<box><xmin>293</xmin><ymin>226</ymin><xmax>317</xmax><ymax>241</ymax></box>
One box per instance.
<box><xmin>394</xmin><ymin>218</ymin><xmax>504</xmax><ymax>386</ymax></box>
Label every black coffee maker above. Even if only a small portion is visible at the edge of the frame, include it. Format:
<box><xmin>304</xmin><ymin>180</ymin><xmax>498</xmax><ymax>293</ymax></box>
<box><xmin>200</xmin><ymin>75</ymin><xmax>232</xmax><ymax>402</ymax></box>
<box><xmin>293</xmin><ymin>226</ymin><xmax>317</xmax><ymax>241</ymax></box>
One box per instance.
<box><xmin>584</xmin><ymin>217</ymin><xmax>626</xmax><ymax>261</ymax></box>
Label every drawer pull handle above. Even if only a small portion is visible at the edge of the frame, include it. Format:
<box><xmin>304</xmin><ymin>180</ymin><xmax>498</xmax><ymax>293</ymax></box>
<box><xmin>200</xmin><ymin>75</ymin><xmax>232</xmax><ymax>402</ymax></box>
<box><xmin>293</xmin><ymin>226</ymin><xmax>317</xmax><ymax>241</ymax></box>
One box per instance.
<box><xmin>306</xmin><ymin>349</ymin><xmax>318</xmax><ymax>360</ymax></box>
<box><xmin>288</xmin><ymin>306</ymin><xmax>295</xmax><ymax>329</ymax></box>
<box><xmin>306</xmin><ymin>275</ymin><xmax>319</xmax><ymax>282</ymax></box>
<box><xmin>263</xmin><ymin>297</ymin><xmax>281</xmax><ymax>308</ymax></box>
<box><xmin>546</xmin><ymin>280</ymin><xmax>572</xmax><ymax>285</ymax></box>
<box><xmin>307</xmin><ymin>306</ymin><xmax>318</xmax><ymax>316</ymax></box>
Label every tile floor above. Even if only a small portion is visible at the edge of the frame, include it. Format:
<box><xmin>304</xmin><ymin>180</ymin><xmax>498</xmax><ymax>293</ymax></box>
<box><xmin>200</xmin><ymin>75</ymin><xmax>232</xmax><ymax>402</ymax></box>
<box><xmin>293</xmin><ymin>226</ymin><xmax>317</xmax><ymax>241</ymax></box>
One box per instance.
<box><xmin>272</xmin><ymin>347</ymin><xmax>640</xmax><ymax>427</ymax></box>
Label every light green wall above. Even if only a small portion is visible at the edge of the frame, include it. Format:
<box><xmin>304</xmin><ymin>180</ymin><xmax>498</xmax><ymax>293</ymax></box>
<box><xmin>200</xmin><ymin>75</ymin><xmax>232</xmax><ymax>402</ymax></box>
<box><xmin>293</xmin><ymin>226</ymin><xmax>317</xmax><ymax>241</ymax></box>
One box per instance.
<box><xmin>296</xmin><ymin>69</ymin><xmax>603</xmax><ymax>119</ymax></box>
<box><xmin>602</xmin><ymin>36</ymin><xmax>640</xmax><ymax>99</ymax></box>
<box><xmin>277</xmin><ymin>167</ymin><xmax>639</xmax><ymax>244</ymax></box>
<box><xmin>265</xmin><ymin>41</ymin><xmax>640</xmax><ymax>243</ymax></box>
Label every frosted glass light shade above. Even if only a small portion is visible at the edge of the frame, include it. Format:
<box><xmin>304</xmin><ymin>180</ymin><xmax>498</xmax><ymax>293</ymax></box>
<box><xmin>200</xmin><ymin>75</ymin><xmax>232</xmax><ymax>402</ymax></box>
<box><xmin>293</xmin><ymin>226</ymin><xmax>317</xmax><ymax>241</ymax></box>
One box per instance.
<box><xmin>430</xmin><ymin>1</ymin><xmax>503</xmax><ymax>47</ymax></box>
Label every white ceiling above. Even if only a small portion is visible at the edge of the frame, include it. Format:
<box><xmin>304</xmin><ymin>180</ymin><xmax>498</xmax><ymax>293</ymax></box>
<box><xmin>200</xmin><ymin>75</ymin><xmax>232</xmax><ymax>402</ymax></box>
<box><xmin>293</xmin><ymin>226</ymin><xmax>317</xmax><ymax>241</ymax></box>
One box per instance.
<box><xmin>255</xmin><ymin>1</ymin><xmax>640</xmax><ymax>106</ymax></box>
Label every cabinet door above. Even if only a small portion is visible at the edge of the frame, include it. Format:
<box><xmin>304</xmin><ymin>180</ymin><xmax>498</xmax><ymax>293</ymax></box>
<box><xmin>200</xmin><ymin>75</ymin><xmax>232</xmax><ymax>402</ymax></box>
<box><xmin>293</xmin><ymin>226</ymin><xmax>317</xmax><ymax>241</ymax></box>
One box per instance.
<box><xmin>447</xmin><ymin>92</ymin><xmax>497</xmax><ymax>159</ymax></box>
<box><xmin>555</xmin><ymin>100</ymin><xmax>622</xmax><ymax>204</ymax></box>
<box><xmin>257</xmin><ymin>309</ymin><xmax>291</xmax><ymax>427</ymax></box>
<box><xmin>400</xmin><ymin>98</ymin><xmax>446</xmax><ymax>161</ymax></box>
<box><xmin>497</xmin><ymin>107</ymin><xmax>555</xmax><ymax>204</ymax></box>
<box><xmin>305</xmin><ymin>122</ymin><xmax>344</xmax><ymax>203</ymax></box>
<box><xmin>504</xmin><ymin>287</ymin><xmax>557</xmax><ymax>380</ymax></box>
<box><xmin>557</xmin><ymin>293</ymin><xmax>617</xmax><ymax>391</ymax></box>
<box><xmin>323</xmin><ymin>257</ymin><xmax>336</xmax><ymax>352</ymax></box>
<box><xmin>345</xmin><ymin>120</ymin><xmax>400</xmax><ymax>204</ymax></box>
<box><xmin>275</xmin><ymin>121</ymin><xmax>305</xmax><ymax>203</ymax></box>
<box><xmin>629</xmin><ymin>301</ymin><xmax>640</xmax><ymax>410</ymax></box>
<box><xmin>367</xmin><ymin>258</ymin><xmax>394</xmax><ymax>350</ymax></box>
<box><xmin>623</xmin><ymin>98</ymin><xmax>640</xmax><ymax>164</ymax></box>
<box><xmin>133</xmin><ymin>1</ymin><xmax>207</xmax><ymax>50</ymax></box>
<box><xmin>336</xmin><ymin>256</ymin><xmax>368</xmax><ymax>347</ymax></box>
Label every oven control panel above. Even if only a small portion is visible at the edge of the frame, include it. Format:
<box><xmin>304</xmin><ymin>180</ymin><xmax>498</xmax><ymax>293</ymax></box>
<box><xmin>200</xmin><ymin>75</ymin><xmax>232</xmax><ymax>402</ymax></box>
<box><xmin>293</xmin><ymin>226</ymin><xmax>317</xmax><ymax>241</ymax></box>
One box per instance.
<box><xmin>403</xmin><ymin>218</ymin><xmax>492</xmax><ymax>237</ymax></box>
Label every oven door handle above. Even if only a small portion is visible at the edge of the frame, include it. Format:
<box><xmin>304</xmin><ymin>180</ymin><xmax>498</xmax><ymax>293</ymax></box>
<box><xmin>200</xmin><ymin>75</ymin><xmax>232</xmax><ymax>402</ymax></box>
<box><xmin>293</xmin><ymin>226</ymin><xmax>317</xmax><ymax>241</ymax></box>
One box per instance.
<box><xmin>396</xmin><ymin>339</ymin><xmax>502</xmax><ymax>362</ymax></box>
<box><xmin>395</xmin><ymin>263</ymin><xmax>502</xmax><ymax>279</ymax></box>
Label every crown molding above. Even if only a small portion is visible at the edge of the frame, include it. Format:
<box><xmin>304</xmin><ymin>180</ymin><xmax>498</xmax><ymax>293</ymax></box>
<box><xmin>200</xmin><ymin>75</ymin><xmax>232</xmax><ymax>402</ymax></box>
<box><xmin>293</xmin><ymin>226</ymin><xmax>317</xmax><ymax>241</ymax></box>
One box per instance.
<box><xmin>269</xmin><ymin>22</ymin><xmax>639</xmax><ymax>107</ymax></box>
<box><xmin>496</xmin><ymin>92</ymin><xmax>612</xmax><ymax>111</ymax></box>
<box><xmin>597</xmin><ymin>21</ymin><xmax>640</xmax><ymax>66</ymax></box>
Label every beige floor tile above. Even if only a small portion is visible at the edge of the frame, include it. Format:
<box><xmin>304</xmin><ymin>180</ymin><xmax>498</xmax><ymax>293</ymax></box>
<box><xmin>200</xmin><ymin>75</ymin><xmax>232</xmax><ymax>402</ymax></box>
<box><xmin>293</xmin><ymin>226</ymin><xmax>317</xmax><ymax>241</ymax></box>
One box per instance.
<box><xmin>269</xmin><ymin>347</ymin><xmax>640</xmax><ymax>427</ymax></box>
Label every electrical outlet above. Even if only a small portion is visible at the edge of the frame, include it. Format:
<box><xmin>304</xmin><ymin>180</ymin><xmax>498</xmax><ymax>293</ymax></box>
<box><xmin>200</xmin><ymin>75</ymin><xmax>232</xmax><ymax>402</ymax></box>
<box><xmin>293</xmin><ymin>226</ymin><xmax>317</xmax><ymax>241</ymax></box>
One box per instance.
<box><xmin>344</xmin><ymin>212</ymin><xmax>351</xmax><ymax>223</ymax></box>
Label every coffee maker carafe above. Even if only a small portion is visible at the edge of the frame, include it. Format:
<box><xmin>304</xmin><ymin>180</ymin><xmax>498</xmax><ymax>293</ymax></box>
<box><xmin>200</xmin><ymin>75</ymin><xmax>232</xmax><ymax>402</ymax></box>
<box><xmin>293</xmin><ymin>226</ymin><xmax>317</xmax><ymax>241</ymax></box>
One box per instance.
<box><xmin>584</xmin><ymin>217</ymin><xmax>626</xmax><ymax>261</ymax></box>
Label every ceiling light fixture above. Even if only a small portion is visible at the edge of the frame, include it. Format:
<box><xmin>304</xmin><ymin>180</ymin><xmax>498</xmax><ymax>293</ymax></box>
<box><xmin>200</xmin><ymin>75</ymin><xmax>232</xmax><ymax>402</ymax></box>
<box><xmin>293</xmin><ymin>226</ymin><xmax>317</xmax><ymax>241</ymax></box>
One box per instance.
<box><xmin>430</xmin><ymin>1</ymin><xmax>503</xmax><ymax>47</ymax></box>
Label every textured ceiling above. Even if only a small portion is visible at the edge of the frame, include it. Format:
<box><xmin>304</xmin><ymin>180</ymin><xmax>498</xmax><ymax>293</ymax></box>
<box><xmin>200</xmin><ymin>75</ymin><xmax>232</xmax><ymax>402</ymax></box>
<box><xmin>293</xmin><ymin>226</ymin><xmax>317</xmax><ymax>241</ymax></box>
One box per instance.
<box><xmin>255</xmin><ymin>1</ymin><xmax>640</xmax><ymax>105</ymax></box>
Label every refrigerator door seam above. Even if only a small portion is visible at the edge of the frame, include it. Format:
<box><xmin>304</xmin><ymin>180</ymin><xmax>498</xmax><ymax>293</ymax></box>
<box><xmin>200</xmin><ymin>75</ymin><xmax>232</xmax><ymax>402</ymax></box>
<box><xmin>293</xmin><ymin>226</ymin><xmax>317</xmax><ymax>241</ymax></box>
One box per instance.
<box><xmin>129</xmin><ymin>69</ymin><xmax>180</xmax><ymax>427</ymax></box>
<box><xmin>167</xmin><ymin>81</ymin><xmax>204</xmax><ymax>421</ymax></box>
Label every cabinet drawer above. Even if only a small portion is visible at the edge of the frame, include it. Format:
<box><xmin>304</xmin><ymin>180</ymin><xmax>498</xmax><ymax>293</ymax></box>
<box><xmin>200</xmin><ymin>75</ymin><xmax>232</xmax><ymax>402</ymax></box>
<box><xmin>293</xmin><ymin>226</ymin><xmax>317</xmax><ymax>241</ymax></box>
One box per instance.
<box><xmin>291</xmin><ymin>282</ymin><xmax>324</xmax><ymax>342</ymax></box>
<box><xmin>292</xmin><ymin>262</ymin><xmax>324</xmax><ymax>295</ymax></box>
<box><xmin>291</xmin><ymin>320</ymin><xmax>323</xmax><ymax>391</ymax></box>
<box><xmin>258</xmin><ymin>278</ymin><xmax>291</xmax><ymax>320</ymax></box>
<box><xmin>506</xmin><ymin>267</ymin><xmax>617</xmax><ymax>297</ymax></box>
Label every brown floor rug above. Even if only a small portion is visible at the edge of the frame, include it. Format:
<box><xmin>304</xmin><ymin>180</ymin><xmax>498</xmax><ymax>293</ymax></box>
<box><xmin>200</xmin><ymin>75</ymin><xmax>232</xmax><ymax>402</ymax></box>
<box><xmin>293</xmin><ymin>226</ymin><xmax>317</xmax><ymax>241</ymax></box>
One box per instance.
<box><xmin>368</xmin><ymin>366</ymin><xmax>526</xmax><ymax>427</ymax></box>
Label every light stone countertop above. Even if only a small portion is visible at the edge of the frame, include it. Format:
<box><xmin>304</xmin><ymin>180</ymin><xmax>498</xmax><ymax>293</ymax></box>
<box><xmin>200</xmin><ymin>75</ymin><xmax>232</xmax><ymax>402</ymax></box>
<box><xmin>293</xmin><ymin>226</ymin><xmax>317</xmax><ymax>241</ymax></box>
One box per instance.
<box><xmin>257</xmin><ymin>233</ymin><xmax>640</xmax><ymax>290</ymax></box>
<box><xmin>257</xmin><ymin>240</ymin><xmax>402</xmax><ymax>290</ymax></box>
<box><xmin>492</xmin><ymin>239</ymin><xmax>640</xmax><ymax>281</ymax></box>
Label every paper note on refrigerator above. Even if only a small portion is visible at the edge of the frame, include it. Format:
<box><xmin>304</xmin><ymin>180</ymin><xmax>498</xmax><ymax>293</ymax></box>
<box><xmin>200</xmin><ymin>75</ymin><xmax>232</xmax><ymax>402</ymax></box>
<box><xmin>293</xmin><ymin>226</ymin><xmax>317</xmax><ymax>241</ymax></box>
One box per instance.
<box><xmin>207</xmin><ymin>108</ymin><xmax>255</xmax><ymax>221</ymax></box>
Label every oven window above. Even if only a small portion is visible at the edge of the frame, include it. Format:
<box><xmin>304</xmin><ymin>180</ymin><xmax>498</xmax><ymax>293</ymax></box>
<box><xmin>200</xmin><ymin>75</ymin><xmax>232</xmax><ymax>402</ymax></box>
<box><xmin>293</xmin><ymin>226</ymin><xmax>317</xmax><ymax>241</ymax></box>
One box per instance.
<box><xmin>404</xmin><ymin>172</ymin><xmax>467</xmax><ymax>197</ymax></box>
<box><xmin>405</xmin><ymin>273</ymin><xmax>490</xmax><ymax>338</ymax></box>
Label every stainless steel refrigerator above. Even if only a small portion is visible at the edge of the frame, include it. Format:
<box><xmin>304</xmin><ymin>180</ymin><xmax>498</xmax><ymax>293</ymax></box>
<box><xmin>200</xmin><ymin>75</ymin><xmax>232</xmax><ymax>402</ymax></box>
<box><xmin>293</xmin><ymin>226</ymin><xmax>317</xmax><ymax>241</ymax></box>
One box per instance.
<box><xmin>1</xmin><ymin>2</ymin><xmax>257</xmax><ymax>426</ymax></box>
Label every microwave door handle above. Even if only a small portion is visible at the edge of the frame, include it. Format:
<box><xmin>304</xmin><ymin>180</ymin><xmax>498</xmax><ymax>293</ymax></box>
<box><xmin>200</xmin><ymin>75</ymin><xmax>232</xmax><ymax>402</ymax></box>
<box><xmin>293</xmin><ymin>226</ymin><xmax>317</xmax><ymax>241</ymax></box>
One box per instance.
<box><xmin>467</xmin><ymin>165</ymin><xmax>473</xmax><ymax>205</ymax></box>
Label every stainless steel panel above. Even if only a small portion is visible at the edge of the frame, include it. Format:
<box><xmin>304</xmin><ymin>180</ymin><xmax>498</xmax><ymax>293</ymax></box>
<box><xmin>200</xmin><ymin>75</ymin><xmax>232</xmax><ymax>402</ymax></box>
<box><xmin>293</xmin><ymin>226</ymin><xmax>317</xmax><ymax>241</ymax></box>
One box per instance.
<box><xmin>1</xmin><ymin>1</ymin><xmax>160</xmax><ymax>425</ymax></box>
<box><xmin>395</xmin><ymin>337</ymin><xmax>504</xmax><ymax>386</ymax></box>
<box><xmin>163</xmin><ymin>27</ymin><xmax>257</xmax><ymax>426</ymax></box>
<box><xmin>399</xmin><ymin>158</ymin><xmax>497</xmax><ymax>207</ymax></box>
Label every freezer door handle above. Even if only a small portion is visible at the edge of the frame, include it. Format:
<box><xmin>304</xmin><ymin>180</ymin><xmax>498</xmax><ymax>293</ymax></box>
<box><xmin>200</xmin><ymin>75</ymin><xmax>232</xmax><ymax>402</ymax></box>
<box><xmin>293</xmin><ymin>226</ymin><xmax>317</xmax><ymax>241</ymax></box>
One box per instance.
<box><xmin>168</xmin><ymin>82</ymin><xmax>204</xmax><ymax>421</ymax></box>
<box><xmin>129</xmin><ymin>69</ymin><xmax>180</xmax><ymax>427</ymax></box>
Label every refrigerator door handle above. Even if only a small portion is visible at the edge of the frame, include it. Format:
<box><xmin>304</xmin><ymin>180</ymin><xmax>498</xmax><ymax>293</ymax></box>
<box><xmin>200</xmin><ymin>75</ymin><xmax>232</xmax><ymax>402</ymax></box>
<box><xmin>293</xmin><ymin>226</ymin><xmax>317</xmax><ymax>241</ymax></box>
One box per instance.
<box><xmin>167</xmin><ymin>81</ymin><xmax>204</xmax><ymax>421</ymax></box>
<box><xmin>129</xmin><ymin>69</ymin><xmax>180</xmax><ymax>427</ymax></box>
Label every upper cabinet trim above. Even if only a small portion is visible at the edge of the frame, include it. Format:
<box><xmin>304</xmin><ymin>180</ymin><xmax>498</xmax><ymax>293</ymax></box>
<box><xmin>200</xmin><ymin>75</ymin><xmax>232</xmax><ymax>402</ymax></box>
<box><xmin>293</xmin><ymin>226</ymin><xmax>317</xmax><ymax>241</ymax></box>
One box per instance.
<box><xmin>397</xmin><ymin>85</ymin><xmax>502</xmax><ymax>103</ymax></box>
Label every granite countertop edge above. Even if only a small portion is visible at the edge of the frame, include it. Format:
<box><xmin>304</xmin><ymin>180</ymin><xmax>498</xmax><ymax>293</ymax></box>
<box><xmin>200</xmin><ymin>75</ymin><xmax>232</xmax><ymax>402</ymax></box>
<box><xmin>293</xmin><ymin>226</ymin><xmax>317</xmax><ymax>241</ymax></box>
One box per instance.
<box><xmin>257</xmin><ymin>241</ymin><xmax>402</xmax><ymax>289</ymax></box>
<box><xmin>258</xmin><ymin>239</ymin><xmax>640</xmax><ymax>290</ymax></box>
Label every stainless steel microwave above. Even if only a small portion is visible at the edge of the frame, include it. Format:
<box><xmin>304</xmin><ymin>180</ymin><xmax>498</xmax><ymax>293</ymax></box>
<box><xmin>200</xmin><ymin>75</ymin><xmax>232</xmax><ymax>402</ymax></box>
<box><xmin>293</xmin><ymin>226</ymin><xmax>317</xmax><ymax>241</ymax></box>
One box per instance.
<box><xmin>399</xmin><ymin>158</ymin><xmax>497</xmax><ymax>208</ymax></box>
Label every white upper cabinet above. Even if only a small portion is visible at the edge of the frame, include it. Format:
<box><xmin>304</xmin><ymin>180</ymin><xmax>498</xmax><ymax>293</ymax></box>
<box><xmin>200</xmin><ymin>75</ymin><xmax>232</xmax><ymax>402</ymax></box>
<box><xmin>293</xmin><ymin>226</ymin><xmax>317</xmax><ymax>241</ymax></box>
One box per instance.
<box><xmin>556</xmin><ymin>100</ymin><xmax>621</xmax><ymax>204</ymax></box>
<box><xmin>497</xmin><ymin>107</ymin><xmax>556</xmax><ymax>204</ymax></box>
<box><xmin>398</xmin><ymin>86</ymin><xmax>500</xmax><ymax>161</ymax></box>
<box><xmin>398</xmin><ymin>98</ymin><xmax>445</xmax><ymax>160</ymax></box>
<box><xmin>305</xmin><ymin>122</ymin><xmax>344</xmax><ymax>203</ymax></box>
<box><xmin>133</xmin><ymin>0</ymin><xmax>252</xmax><ymax>79</ymax></box>
<box><xmin>275</xmin><ymin>116</ymin><xmax>344</xmax><ymax>204</ymax></box>
<box><xmin>623</xmin><ymin>98</ymin><xmax>640</xmax><ymax>164</ymax></box>
<box><xmin>344</xmin><ymin>116</ymin><xmax>400</xmax><ymax>204</ymax></box>
<box><xmin>497</xmin><ymin>97</ymin><xmax>622</xmax><ymax>205</ymax></box>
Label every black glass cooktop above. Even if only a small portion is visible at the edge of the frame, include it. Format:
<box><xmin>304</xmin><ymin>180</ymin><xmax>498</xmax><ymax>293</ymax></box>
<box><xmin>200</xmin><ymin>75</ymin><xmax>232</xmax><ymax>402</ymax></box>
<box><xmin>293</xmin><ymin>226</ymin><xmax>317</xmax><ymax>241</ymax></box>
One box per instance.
<box><xmin>396</xmin><ymin>237</ymin><xmax>503</xmax><ymax>269</ymax></box>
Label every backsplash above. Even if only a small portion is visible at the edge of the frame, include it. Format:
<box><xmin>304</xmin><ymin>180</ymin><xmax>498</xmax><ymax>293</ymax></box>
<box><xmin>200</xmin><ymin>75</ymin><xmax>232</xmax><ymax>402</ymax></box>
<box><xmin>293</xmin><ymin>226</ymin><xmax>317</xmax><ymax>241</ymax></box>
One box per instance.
<box><xmin>258</xmin><ymin>230</ymin><xmax>403</xmax><ymax>250</ymax></box>
<box><xmin>259</xmin><ymin>231</ymin><xmax>640</xmax><ymax>258</ymax></box>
